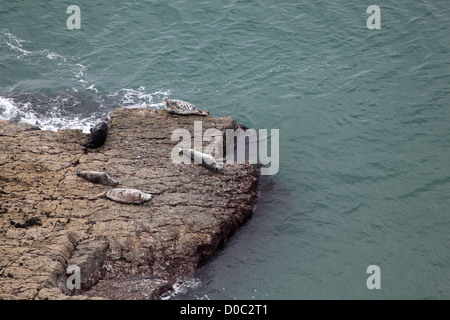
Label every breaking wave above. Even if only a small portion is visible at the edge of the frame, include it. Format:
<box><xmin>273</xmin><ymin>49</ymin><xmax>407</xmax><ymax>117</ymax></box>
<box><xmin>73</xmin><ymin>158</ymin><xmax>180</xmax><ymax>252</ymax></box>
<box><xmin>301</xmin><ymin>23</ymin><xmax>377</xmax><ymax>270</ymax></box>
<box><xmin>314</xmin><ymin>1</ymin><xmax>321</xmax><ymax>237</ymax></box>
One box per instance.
<box><xmin>160</xmin><ymin>278</ymin><xmax>202</xmax><ymax>300</ymax></box>
<box><xmin>0</xmin><ymin>88</ymin><xmax>171</xmax><ymax>133</ymax></box>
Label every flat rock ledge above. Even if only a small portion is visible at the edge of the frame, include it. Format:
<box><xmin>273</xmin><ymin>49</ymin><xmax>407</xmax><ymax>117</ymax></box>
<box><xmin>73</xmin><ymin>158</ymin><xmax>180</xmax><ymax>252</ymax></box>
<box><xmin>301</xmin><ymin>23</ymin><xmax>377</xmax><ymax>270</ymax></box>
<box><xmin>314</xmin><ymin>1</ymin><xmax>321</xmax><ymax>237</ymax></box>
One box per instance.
<box><xmin>0</xmin><ymin>108</ymin><xmax>259</xmax><ymax>300</ymax></box>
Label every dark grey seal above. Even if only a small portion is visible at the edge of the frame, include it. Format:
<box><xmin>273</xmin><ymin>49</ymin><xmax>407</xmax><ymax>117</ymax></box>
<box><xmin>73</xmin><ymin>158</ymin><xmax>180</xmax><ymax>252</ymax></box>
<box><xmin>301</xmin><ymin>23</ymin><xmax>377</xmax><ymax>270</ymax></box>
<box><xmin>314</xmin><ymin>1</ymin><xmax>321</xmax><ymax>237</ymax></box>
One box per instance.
<box><xmin>83</xmin><ymin>119</ymin><xmax>109</xmax><ymax>148</ymax></box>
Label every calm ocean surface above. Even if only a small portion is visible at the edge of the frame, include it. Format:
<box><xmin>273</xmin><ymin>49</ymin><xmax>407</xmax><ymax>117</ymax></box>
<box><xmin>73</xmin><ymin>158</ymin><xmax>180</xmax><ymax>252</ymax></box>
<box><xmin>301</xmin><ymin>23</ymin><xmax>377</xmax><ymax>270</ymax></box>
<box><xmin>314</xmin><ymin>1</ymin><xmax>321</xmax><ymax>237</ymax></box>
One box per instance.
<box><xmin>1</xmin><ymin>1</ymin><xmax>449</xmax><ymax>299</ymax></box>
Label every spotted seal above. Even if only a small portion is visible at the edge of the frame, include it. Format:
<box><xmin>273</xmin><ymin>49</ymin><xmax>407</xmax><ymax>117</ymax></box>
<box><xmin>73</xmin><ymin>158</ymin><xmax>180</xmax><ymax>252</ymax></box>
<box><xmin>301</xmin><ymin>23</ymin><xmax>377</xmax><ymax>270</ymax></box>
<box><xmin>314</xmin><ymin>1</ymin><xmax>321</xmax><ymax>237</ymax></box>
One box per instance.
<box><xmin>76</xmin><ymin>171</ymin><xmax>119</xmax><ymax>186</ymax></box>
<box><xmin>83</xmin><ymin>119</ymin><xmax>109</xmax><ymax>148</ymax></box>
<box><xmin>97</xmin><ymin>188</ymin><xmax>152</xmax><ymax>204</ymax></box>
<box><xmin>182</xmin><ymin>148</ymin><xmax>224</xmax><ymax>173</ymax></box>
<box><xmin>163</xmin><ymin>97</ymin><xmax>209</xmax><ymax>116</ymax></box>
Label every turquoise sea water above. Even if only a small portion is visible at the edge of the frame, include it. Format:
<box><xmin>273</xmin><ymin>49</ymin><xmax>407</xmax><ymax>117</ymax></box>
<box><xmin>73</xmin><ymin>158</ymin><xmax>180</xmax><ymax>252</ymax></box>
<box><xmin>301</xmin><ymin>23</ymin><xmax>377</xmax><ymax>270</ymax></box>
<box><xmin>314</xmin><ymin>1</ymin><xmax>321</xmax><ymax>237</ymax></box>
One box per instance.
<box><xmin>1</xmin><ymin>1</ymin><xmax>449</xmax><ymax>299</ymax></box>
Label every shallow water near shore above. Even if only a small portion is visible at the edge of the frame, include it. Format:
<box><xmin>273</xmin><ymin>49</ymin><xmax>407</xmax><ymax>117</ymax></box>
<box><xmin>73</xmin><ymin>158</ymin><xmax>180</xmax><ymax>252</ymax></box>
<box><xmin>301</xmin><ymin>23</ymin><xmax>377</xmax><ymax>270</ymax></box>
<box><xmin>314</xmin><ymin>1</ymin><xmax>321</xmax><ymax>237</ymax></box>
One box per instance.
<box><xmin>1</xmin><ymin>1</ymin><xmax>449</xmax><ymax>299</ymax></box>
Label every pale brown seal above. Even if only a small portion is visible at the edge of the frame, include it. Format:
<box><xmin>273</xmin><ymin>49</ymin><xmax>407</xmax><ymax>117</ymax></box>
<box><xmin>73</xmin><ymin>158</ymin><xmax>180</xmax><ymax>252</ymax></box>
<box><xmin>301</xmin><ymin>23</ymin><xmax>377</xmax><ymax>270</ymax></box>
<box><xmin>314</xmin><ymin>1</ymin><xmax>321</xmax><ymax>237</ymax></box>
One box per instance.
<box><xmin>99</xmin><ymin>188</ymin><xmax>152</xmax><ymax>205</ymax></box>
<box><xmin>182</xmin><ymin>148</ymin><xmax>223</xmax><ymax>173</ymax></box>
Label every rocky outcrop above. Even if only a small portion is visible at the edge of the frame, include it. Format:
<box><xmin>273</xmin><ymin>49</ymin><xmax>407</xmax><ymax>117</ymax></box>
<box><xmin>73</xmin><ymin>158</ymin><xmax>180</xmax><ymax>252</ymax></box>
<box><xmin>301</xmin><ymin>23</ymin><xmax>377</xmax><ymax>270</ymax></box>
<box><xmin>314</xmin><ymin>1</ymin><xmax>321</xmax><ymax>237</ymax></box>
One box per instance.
<box><xmin>0</xmin><ymin>108</ymin><xmax>259</xmax><ymax>299</ymax></box>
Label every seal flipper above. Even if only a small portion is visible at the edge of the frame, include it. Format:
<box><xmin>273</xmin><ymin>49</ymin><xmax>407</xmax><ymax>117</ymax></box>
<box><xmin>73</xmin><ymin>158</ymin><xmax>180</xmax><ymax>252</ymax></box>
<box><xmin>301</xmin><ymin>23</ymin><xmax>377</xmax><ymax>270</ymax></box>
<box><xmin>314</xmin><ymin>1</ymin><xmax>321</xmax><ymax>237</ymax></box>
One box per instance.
<box><xmin>87</xmin><ymin>191</ymin><xmax>107</xmax><ymax>201</ymax></box>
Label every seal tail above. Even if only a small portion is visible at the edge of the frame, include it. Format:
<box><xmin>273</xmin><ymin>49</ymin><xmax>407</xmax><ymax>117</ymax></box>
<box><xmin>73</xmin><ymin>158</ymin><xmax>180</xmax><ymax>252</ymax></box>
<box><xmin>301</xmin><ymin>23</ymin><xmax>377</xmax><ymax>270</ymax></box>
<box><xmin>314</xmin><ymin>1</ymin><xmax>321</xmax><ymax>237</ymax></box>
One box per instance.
<box><xmin>87</xmin><ymin>191</ymin><xmax>107</xmax><ymax>201</ymax></box>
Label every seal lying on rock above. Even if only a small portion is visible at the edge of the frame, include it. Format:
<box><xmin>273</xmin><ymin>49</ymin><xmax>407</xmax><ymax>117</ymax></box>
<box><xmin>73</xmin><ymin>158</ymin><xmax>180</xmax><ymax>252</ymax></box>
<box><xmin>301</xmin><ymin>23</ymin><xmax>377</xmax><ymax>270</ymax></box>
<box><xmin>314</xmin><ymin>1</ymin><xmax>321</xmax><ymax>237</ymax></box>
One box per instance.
<box><xmin>96</xmin><ymin>188</ymin><xmax>152</xmax><ymax>204</ymax></box>
<box><xmin>76</xmin><ymin>171</ymin><xmax>119</xmax><ymax>186</ymax></box>
<box><xmin>163</xmin><ymin>97</ymin><xmax>209</xmax><ymax>116</ymax></box>
<box><xmin>83</xmin><ymin>119</ymin><xmax>109</xmax><ymax>148</ymax></box>
<box><xmin>182</xmin><ymin>148</ymin><xmax>224</xmax><ymax>174</ymax></box>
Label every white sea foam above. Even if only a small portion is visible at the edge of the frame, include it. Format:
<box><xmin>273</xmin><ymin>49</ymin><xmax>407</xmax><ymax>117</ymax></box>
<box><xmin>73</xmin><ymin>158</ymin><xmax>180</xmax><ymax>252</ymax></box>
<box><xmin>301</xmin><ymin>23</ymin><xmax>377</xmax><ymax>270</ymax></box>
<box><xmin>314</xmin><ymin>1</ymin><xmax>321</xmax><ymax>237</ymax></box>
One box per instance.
<box><xmin>0</xmin><ymin>95</ymin><xmax>98</xmax><ymax>133</ymax></box>
<box><xmin>0</xmin><ymin>88</ymin><xmax>173</xmax><ymax>133</ymax></box>
<box><xmin>0</xmin><ymin>96</ymin><xmax>19</xmax><ymax>118</ymax></box>
<box><xmin>108</xmin><ymin>87</ymin><xmax>171</xmax><ymax>109</ymax></box>
<box><xmin>5</xmin><ymin>41</ymin><xmax>32</xmax><ymax>56</ymax></box>
<box><xmin>1</xmin><ymin>30</ymin><xmax>67</xmax><ymax>62</ymax></box>
<box><xmin>46</xmin><ymin>52</ymin><xmax>61</xmax><ymax>60</ymax></box>
<box><xmin>86</xmin><ymin>84</ymin><xmax>99</xmax><ymax>93</ymax></box>
<box><xmin>160</xmin><ymin>277</ymin><xmax>201</xmax><ymax>300</ymax></box>
<box><xmin>2</xmin><ymin>31</ymin><xmax>31</xmax><ymax>56</ymax></box>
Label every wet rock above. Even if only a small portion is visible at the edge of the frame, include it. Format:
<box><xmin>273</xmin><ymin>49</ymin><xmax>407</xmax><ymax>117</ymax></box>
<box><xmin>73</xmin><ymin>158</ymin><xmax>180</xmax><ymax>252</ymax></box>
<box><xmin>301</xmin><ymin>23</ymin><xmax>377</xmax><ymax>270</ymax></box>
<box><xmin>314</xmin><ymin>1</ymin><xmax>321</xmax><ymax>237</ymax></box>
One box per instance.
<box><xmin>0</xmin><ymin>108</ymin><xmax>259</xmax><ymax>299</ymax></box>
